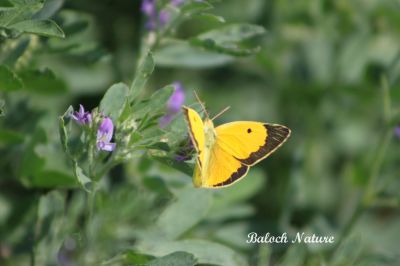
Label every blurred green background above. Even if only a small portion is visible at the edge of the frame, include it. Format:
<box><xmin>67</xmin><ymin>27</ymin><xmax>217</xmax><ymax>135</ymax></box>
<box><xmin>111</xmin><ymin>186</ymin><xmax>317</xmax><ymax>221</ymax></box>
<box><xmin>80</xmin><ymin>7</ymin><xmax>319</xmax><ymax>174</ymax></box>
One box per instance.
<box><xmin>0</xmin><ymin>0</ymin><xmax>400</xmax><ymax>265</ymax></box>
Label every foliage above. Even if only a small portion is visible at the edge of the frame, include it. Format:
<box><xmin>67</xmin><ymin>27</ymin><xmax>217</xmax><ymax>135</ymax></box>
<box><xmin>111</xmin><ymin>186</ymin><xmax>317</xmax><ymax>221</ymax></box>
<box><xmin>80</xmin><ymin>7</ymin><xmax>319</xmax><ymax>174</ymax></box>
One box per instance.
<box><xmin>0</xmin><ymin>0</ymin><xmax>400</xmax><ymax>265</ymax></box>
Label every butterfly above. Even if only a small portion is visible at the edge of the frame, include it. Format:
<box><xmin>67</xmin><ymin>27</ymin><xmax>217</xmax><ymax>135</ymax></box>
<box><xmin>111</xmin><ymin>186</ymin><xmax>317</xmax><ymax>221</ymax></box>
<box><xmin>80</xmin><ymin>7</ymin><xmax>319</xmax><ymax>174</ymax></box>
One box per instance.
<box><xmin>182</xmin><ymin>102</ymin><xmax>291</xmax><ymax>188</ymax></box>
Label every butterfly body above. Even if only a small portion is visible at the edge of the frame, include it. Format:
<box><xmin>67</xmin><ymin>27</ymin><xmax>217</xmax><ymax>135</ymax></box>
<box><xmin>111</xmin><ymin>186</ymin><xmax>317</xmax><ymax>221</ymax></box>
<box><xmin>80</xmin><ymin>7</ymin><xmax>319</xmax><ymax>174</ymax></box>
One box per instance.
<box><xmin>183</xmin><ymin>106</ymin><xmax>291</xmax><ymax>188</ymax></box>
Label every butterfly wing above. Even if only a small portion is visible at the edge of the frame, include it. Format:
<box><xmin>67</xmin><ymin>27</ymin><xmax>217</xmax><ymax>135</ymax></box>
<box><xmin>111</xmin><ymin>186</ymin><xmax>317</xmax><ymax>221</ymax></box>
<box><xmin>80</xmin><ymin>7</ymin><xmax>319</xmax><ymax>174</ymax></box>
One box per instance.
<box><xmin>200</xmin><ymin>141</ymin><xmax>249</xmax><ymax>188</ymax></box>
<box><xmin>182</xmin><ymin>106</ymin><xmax>205</xmax><ymax>155</ymax></box>
<box><xmin>215</xmin><ymin>122</ymin><xmax>291</xmax><ymax>166</ymax></box>
<box><xmin>182</xmin><ymin>106</ymin><xmax>205</xmax><ymax>185</ymax></box>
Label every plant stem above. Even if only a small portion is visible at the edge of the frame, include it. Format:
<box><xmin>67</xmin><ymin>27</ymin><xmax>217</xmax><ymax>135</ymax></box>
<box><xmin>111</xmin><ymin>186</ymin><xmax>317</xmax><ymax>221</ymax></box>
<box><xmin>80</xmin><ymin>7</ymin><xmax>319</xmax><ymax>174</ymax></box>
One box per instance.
<box><xmin>88</xmin><ymin>141</ymin><xmax>94</xmax><ymax>178</ymax></box>
<box><xmin>363</xmin><ymin>129</ymin><xmax>392</xmax><ymax>205</ymax></box>
<box><xmin>381</xmin><ymin>76</ymin><xmax>391</xmax><ymax>124</ymax></box>
<box><xmin>88</xmin><ymin>188</ymin><xmax>96</xmax><ymax>223</ymax></box>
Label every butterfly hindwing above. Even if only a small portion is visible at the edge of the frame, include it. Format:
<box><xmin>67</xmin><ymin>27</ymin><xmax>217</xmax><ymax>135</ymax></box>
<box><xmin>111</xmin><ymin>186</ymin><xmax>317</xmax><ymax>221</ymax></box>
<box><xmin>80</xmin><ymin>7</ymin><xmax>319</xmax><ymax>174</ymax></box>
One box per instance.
<box><xmin>202</xmin><ymin>142</ymin><xmax>249</xmax><ymax>188</ymax></box>
<box><xmin>215</xmin><ymin>122</ymin><xmax>291</xmax><ymax>166</ymax></box>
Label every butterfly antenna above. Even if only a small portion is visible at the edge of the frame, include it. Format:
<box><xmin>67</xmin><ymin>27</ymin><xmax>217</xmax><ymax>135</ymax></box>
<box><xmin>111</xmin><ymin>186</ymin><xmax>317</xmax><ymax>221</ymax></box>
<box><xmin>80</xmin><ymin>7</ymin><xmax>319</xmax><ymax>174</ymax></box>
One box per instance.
<box><xmin>211</xmin><ymin>106</ymin><xmax>230</xmax><ymax>121</ymax></box>
<box><xmin>193</xmin><ymin>90</ymin><xmax>210</xmax><ymax>119</ymax></box>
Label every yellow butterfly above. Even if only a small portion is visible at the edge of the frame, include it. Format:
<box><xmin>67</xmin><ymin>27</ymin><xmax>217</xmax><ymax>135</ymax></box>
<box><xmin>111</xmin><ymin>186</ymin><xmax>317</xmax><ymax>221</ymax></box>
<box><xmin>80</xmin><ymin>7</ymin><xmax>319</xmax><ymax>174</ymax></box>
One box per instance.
<box><xmin>182</xmin><ymin>103</ymin><xmax>291</xmax><ymax>189</ymax></box>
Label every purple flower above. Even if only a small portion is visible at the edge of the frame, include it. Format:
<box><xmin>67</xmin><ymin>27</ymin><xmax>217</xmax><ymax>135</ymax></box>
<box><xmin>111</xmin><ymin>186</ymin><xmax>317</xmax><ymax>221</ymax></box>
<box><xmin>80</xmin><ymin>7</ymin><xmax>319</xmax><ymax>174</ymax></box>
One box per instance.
<box><xmin>71</xmin><ymin>105</ymin><xmax>92</xmax><ymax>125</ymax></box>
<box><xmin>160</xmin><ymin>82</ymin><xmax>185</xmax><ymax>128</ymax></box>
<box><xmin>141</xmin><ymin>0</ymin><xmax>156</xmax><ymax>16</ymax></box>
<box><xmin>142</xmin><ymin>0</ymin><xmax>183</xmax><ymax>30</ymax></box>
<box><xmin>159</xmin><ymin>10</ymin><xmax>171</xmax><ymax>26</ymax></box>
<box><xmin>97</xmin><ymin>117</ymin><xmax>116</xmax><ymax>152</ymax></box>
<box><xmin>167</xmin><ymin>82</ymin><xmax>185</xmax><ymax>113</ymax></box>
<box><xmin>171</xmin><ymin>0</ymin><xmax>185</xmax><ymax>6</ymax></box>
<box><xmin>141</xmin><ymin>0</ymin><xmax>157</xmax><ymax>30</ymax></box>
<box><xmin>395</xmin><ymin>126</ymin><xmax>400</xmax><ymax>139</ymax></box>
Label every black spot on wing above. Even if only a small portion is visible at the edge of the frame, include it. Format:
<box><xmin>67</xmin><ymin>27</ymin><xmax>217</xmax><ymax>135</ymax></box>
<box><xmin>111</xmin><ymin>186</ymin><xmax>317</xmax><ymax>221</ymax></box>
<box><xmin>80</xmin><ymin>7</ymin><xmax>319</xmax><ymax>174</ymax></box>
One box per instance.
<box><xmin>213</xmin><ymin>164</ymin><xmax>248</xmax><ymax>187</ymax></box>
<box><xmin>239</xmin><ymin>124</ymin><xmax>290</xmax><ymax>165</ymax></box>
<box><xmin>247</xmin><ymin>128</ymin><xmax>252</xmax><ymax>133</ymax></box>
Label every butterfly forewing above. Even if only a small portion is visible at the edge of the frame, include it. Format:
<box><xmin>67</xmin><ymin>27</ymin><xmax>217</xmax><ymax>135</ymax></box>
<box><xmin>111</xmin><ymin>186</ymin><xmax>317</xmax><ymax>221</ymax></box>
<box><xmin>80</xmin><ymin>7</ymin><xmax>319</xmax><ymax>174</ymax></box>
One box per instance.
<box><xmin>215</xmin><ymin>122</ymin><xmax>291</xmax><ymax>166</ymax></box>
<box><xmin>182</xmin><ymin>106</ymin><xmax>205</xmax><ymax>168</ymax></box>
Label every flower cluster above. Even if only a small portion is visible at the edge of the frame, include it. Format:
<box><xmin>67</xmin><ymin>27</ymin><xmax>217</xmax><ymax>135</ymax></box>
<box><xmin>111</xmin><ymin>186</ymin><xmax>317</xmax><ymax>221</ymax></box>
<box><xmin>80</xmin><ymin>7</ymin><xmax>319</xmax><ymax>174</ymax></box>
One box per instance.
<box><xmin>71</xmin><ymin>105</ymin><xmax>116</xmax><ymax>152</ymax></box>
<box><xmin>159</xmin><ymin>81</ymin><xmax>185</xmax><ymax>127</ymax></box>
<box><xmin>141</xmin><ymin>0</ymin><xmax>185</xmax><ymax>30</ymax></box>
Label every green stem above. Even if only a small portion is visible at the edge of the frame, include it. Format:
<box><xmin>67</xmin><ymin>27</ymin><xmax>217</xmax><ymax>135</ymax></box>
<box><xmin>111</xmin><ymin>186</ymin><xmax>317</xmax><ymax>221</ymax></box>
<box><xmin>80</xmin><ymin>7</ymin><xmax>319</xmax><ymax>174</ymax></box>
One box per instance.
<box><xmin>88</xmin><ymin>188</ymin><xmax>96</xmax><ymax>223</ymax></box>
<box><xmin>381</xmin><ymin>76</ymin><xmax>391</xmax><ymax>124</ymax></box>
<box><xmin>88</xmin><ymin>139</ymin><xmax>94</xmax><ymax>178</ymax></box>
<box><xmin>363</xmin><ymin>129</ymin><xmax>392</xmax><ymax>205</ymax></box>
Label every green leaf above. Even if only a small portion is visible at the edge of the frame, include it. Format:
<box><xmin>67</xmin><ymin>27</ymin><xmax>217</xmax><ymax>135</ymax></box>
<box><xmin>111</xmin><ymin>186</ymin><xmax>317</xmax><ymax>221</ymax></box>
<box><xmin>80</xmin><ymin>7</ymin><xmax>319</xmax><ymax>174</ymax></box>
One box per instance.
<box><xmin>147</xmin><ymin>142</ymin><xmax>170</xmax><ymax>152</ymax></box>
<box><xmin>194</xmin><ymin>23</ymin><xmax>266</xmax><ymax>43</ymax></box>
<box><xmin>180</xmin><ymin>1</ymin><xmax>213</xmax><ymax>15</ymax></box>
<box><xmin>207</xmin><ymin>204</ymin><xmax>255</xmax><ymax>222</ymax></box>
<box><xmin>124</xmin><ymin>250</ymin><xmax>155</xmax><ymax>265</ymax></box>
<box><xmin>59</xmin><ymin>106</ymin><xmax>73</xmax><ymax>156</ymax></box>
<box><xmin>31</xmin><ymin>170</ymin><xmax>76</xmax><ymax>188</ymax></box>
<box><xmin>152</xmin><ymin>156</ymin><xmax>193</xmax><ymax>176</ymax></box>
<box><xmin>0</xmin><ymin>0</ymin><xmax>64</xmax><ymax>40</ymax></box>
<box><xmin>213</xmin><ymin>222</ymin><xmax>253</xmax><ymax>250</ymax></box>
<box><xmin>18</xmin><ymin>68</ymin><xmax>67</xmax><ymax>95</ymax></box>
<box><xmin>0</xmin><ymin>0</ymin><xmax>44</xmax><ymax>28</ymax></box>
<box><xmin>156</xmin><ymin>187</ymin><xmax>212</xmax><ymax>239</ymax></box>
<box><xmin>73</xmin><ymin>162</ymin><xmax>93</xmax><ymax>192</ymax></box>
<box><xmin>1</xmin><ymin>37</ymin><xmax>30</xmax><ymax>66</ymax></box>
<box><xmin>192</xmin><ymin>13</ymin><xmax>226</xmax><ymax>23</ymax></box>
<box><xmin>0</xmin><ymin>128</ymin><xmax>25</xmax><ymax>145</ymax></box>
<box><xmin>137</xmin><ymin>128</ymin><xmax>165</xmax><ymax>147</ymax></box>
<box><xmin>9</xmin><ymin>19</ymin><xmax>65</xmax><ymax>38</ymax></box>
<box><xmin>155</xmin><ymin>1</ymin><xmax>215</xmax><ymax>36</ymax></box>
<box><xmin>0</xmin><ymin>65</ymin><xmax>23</xmax><ymax>92</ymax></box>
<box><xmin>137</xmin><ymin>239</ymin><xmax>247</xmax><ymax>266</ymax></box>
<box><xmin>190</xmin><ymin>24</ymin><xmax>266</xmax><ymax>56</ymax></box>
<box><xmin>129</xmin><ymin>52</ymin><xmax>155</xmax><ymax>102</ymax></box>
<box><xmin>99</xmin><ymin>83</ymin><xmax>129</xmax><ymax>122</ymax></box>
<box><xmin>190</xmin><ymin>39</ymin><xmax>260</xmax><ymax>56</ymax></box>
<box><xmin>133</xmin><ymin>85</ymin><xmax>175</xmax><ymax>118</ymax></box>
<box><xmin>33</xmin><ymin>0</ymin><xmax>64</xmax><ymax>20</ymax></box>
<box><xmin>148</xmin><ymin>252</ymin><xmax>197</xmax><ymax>266</ymax></box>
<box><xmin>154</xmin><ymin>40</ymin><xmax>234</xmax><ymax>68</ymax></box>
